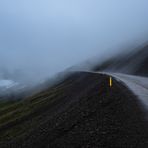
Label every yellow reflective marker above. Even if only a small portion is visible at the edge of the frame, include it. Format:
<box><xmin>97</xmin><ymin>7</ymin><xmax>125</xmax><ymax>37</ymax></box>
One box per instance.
<box><xmin>109</xmin><ymin>77</ymin><xmax>112</xmax><ymax>87</ymax></box>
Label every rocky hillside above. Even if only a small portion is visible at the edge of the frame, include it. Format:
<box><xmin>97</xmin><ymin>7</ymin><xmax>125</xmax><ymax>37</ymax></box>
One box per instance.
<box><xmin>0</xmin><ymin>72</ymin><xmax>147</xmax><ymax>148</ymax></box>
<box><xmin>94</xmin><ymin>45</ymin><xmax>148</xmax><ymax>76</ymax></box>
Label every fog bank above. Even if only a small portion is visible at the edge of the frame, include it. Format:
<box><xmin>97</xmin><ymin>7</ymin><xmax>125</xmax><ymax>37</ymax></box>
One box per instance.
<box><xmin>0</xmin><ymin>0</ymin><xmax>148</xmax><ymax>83</ymax></box>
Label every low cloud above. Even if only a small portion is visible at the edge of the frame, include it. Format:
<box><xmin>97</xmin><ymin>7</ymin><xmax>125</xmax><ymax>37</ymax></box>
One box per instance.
<box><xmin>0</xmin><ymin>0</ymin><xmax>148</xmax><ymax>84</ymax></box>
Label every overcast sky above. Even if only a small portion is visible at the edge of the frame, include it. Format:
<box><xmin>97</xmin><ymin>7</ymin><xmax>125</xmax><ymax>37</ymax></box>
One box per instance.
<box><xmin>0</xmin><ymin>0</ymin><xmax>148</xmax><ymax>81</ymax></box>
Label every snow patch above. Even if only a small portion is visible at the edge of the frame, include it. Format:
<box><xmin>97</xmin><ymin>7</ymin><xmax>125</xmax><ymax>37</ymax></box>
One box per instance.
<box><xmin>0</xmin><ymin>80</ymin><xmax>18</xmax><ymax>89</ymax></box>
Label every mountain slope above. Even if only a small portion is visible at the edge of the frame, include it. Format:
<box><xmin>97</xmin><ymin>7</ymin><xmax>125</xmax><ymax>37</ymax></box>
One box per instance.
<box><xmin>0</xmin><ymin>72</ymin><xmax>148</xmax><ymax>148</ymax></box>
<box><xmin>94</xmin><ymin>45</ymin><xmax>148</xmax><ymax>76</ymax></box>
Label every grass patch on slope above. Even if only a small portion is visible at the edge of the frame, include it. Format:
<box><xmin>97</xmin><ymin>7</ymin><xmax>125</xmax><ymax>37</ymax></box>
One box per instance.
<box><xmin>0</xmin><ymin>80</ymin><xmax>69</xmax><ymax>141</ymax></box>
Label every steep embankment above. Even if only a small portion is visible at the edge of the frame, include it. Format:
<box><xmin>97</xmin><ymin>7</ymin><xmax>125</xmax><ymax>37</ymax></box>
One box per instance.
<box><xmin>0</xmin><ymin>72</ymin><xmax>148</xmax><ymax>148</ymax></box>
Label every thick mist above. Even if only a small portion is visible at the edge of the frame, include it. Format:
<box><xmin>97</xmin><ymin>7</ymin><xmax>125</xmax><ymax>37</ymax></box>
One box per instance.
<box><xmin>0</xmin><ymin>0</ymin><xmax>148</xmax><ymax>84</ymax></box>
